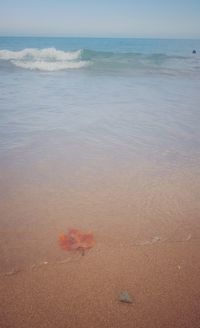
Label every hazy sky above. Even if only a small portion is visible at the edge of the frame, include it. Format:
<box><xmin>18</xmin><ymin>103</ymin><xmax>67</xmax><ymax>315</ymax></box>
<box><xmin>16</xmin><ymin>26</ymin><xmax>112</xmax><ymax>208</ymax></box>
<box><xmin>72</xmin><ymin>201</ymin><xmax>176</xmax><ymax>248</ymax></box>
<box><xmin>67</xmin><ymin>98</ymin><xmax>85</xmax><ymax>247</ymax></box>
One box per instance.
<box><xmin>0</xmin><ymin>0</ymin><xmax>200</xmax><ymax>38</ymax></box>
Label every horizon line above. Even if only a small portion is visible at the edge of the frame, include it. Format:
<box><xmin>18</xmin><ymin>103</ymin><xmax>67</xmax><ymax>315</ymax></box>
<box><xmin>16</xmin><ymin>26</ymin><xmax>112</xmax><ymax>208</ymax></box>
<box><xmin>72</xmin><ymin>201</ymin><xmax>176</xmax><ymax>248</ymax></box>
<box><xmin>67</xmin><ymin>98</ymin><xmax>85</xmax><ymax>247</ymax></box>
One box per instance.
<box><xmin>0</xmin><ymin>35</ymin><xmax>200</xmax><ymax>40</ymax></box>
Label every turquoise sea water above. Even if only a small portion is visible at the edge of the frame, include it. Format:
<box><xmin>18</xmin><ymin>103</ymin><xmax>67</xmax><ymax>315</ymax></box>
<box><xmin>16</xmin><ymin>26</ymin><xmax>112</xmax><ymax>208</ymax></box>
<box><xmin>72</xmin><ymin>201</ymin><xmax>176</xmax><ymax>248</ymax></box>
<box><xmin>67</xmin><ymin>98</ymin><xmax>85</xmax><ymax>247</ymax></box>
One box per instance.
<box><xmin>0</xmin><ymin>37</ymin><xmax>200</xmax><ymax>164</ymax></box>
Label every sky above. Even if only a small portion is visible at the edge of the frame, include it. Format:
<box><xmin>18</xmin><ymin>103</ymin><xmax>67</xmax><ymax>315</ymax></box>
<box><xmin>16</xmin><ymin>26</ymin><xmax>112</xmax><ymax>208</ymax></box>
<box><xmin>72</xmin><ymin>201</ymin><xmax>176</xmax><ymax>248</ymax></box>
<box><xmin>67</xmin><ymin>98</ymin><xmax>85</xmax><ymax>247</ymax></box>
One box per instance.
<box><xmin>0</xmin><ymin>0</ymin><xmax>200</xmax><ymax>38</ymax></box>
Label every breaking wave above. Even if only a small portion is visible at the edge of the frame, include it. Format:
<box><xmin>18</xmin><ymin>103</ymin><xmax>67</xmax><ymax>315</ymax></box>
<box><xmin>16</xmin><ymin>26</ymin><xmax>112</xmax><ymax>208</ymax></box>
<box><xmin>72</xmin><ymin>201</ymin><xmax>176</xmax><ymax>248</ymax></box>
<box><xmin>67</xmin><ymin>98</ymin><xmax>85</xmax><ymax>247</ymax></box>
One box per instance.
<box><xmin>0</xmin><ymin>48</ymin><xmax>88</xmax><ymax>71</ymax></box>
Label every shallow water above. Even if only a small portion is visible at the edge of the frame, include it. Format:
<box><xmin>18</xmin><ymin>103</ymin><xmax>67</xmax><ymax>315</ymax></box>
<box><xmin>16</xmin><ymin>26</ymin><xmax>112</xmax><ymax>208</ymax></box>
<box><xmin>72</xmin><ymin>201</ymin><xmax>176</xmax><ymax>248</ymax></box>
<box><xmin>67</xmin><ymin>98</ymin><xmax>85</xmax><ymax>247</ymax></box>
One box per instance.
<box><xmin>0</xmin><ymin>37</ymin><xmax>200</xmax><ymax>273</ymax></box>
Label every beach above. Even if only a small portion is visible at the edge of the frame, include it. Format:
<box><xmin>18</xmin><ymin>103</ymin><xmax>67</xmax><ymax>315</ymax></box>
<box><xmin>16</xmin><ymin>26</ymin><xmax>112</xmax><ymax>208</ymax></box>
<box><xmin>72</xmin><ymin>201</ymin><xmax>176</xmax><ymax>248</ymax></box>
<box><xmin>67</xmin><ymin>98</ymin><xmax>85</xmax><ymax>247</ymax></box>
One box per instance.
<box><xmin>1</xmin><ymin>240</ymin><xmax>200</xmax><ymax>328</ymax></box>
<box><xmin>0</xmin><ymin>157</ymin><xmax>200</xmax><ymax>327</ymax></box>
<box><xmin>0</xmin><ymin>37</ymin><xmax>200</xmax><ymax>327</ymax></box>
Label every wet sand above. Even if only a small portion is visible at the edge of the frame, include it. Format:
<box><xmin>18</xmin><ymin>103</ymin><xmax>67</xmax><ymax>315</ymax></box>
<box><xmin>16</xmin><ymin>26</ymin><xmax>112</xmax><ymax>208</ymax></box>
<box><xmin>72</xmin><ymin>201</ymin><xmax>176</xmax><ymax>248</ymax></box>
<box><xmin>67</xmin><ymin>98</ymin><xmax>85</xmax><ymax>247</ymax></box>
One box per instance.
<box><xmin>0</xmin><ymin>153</ymin><xmax>200</xmax><ymax>327</ymax></box>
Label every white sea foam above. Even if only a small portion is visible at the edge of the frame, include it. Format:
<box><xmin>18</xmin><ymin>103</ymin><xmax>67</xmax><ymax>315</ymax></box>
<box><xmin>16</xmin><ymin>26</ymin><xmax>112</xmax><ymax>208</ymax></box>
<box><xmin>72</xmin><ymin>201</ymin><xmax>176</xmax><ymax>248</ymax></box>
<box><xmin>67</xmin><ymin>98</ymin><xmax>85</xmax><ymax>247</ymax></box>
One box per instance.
<box><xmin>12</xmin><ymin>60</ymin><xmax>88</xmax><ymax>71</ymax></box>
<box><xmin>0</xmin><ymin>48</ymin><xmax>82</xmax><ymax>61</ymax></box>
<box><xmin>0</xmin><ymin>48</ymin><xmax>88</xmax><ymax>71</ymax></box>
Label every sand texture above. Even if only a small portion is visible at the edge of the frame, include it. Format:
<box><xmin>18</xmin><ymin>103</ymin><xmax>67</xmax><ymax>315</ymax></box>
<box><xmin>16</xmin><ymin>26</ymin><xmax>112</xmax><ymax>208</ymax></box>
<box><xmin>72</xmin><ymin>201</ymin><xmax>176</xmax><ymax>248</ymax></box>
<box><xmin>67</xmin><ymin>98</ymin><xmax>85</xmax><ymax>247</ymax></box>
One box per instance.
<box><xmin>1</xmin><ymin>236</ymin><xmax>200</xmax><ymax>328</ymax></box>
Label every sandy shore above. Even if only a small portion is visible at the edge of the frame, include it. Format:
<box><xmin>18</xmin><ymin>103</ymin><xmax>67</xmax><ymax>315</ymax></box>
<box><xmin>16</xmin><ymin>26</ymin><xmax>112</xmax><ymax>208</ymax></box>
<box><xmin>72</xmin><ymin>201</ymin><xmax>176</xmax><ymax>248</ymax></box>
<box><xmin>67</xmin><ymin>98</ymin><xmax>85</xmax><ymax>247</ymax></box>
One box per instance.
<box><xmin>0</xmin><ymin>157</ymin><xmax>200</xmax><ymax>327</ymax></box>
<box><xmin>1</xmin><ymin>236</ymin><xmax>200</xmax><ymax>328</ymax></box>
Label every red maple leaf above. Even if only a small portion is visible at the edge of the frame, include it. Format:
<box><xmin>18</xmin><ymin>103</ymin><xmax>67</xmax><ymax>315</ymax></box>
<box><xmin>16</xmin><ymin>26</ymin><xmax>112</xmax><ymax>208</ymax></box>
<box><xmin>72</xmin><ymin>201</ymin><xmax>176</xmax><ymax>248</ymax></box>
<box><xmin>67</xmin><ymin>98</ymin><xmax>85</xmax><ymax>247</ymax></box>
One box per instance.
<box><xmin>59</xmin><ymin>229</ymin><xmax>94</xmax><ymax>253</ymax></box>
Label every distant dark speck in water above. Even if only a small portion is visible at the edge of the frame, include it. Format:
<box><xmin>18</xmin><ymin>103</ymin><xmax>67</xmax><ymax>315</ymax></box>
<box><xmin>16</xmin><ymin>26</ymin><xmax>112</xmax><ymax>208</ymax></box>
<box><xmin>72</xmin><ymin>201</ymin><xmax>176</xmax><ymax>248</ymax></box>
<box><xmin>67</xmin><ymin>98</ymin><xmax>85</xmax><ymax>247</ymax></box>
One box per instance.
<box><xmin>192</xmin><ymin>50</ymin><xmax>196</xmax><ymax>54</ymax></box>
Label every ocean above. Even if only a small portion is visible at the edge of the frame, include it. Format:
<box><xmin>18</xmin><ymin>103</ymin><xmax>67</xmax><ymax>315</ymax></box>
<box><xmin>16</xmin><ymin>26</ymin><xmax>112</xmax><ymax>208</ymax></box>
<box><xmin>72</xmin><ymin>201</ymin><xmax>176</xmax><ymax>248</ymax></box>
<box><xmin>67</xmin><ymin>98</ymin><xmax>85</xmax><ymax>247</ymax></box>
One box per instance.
<box><xmin>0</xmin><ymin>37</ymin><xmax>200</xmax><ymax>273</ymax></box>
<box><xmin>0</xmin><ymin>37</ymin><xmax>200</xmax><ymax>159</ymax></box>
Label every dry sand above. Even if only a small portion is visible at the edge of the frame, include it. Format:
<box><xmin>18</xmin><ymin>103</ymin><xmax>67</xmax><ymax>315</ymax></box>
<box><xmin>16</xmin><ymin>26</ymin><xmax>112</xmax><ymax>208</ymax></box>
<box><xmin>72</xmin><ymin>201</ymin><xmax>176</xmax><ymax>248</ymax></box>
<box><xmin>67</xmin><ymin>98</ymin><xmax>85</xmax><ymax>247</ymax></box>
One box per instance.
<box><xmin>0</xmin><ymin>239</ymin><xmax>200</xmax><ymax>328</ymax></box>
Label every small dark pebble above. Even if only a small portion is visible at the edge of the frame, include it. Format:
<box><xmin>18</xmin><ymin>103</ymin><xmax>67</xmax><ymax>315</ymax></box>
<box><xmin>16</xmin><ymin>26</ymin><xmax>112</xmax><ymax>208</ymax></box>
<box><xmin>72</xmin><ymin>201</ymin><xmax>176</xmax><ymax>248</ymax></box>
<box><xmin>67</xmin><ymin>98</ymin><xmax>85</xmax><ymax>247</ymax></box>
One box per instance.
<box><xmin>119</xmin><ymin>291</ymin><xmax>133</xmax><ymax>304</ymax></box>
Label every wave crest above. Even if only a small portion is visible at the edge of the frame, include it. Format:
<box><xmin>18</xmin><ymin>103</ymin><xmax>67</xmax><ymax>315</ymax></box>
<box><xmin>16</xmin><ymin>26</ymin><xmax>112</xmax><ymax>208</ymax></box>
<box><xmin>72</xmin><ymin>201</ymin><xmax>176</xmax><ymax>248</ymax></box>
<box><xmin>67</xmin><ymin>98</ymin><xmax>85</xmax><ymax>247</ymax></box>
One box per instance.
<box><xmin>0</xmin><ymin>48</ymin><xmax>88</xmax><ymax>71</ymax></box>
